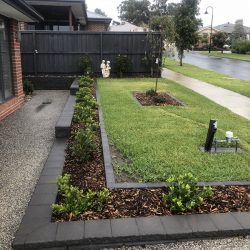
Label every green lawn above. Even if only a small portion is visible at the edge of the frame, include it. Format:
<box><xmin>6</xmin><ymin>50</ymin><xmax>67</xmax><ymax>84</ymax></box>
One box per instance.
<box><xmin>202</xmin><ymin>51</ymin><xmax>250</xmax><ymax>62</ymax></box>
<box><xmin>98</xmin><ymin>78</ymin><xmax>250</xmax><ymax>182</ymax></box>
<box><xmin>163</xmin><ymin>58</ymin><xmax>250</xmax><ymax>98</ymax></box>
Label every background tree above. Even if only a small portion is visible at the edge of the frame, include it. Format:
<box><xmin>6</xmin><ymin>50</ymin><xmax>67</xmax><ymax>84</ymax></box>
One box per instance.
<box><xmin>212</xmin><ymin>31</ymin><xmax>228</xmax><ymax>53</ymax></box>
<box><xmin>174</xmin><ymin>0</ymin><xmax>200</xmax><ymax>66</ymax></box>
<box><xmin>118</xmin><ymin>0</ymin><xmax>151</xmax><ymax>26</ymax></box>
<box><xmin>231</xmin><ymin>19</ymin><xmax>246</xmax><ymax>43</ymax></box>
<box><xmin>94</xmin><ymin>8</ymin><xmax>107</xmax><ymax>17</ymax></box>
<box><xmin>151</xmin><ymin>0</ymin><xmax>168</xmax><ymax>16</ymax></box>
<box><xmin>149</xmin><ymin>15</ymin><xmax>175</xmax><ymax>43</ymax></box>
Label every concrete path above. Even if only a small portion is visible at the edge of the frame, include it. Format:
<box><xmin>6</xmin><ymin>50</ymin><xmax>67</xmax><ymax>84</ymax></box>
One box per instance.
<box><xmin>162</xmin><ymin>68</ymin><xmax>250</xmax><ymax>120</ymax></box>
<box><xmin>181</xmin><ymin>51</ymin><xmax>250</xmax><ymax>81</ymax></box>
<box><xmin>0</xmin><ymin>90</ymin><xmax>68</xmax><ymax>250</ymax></box>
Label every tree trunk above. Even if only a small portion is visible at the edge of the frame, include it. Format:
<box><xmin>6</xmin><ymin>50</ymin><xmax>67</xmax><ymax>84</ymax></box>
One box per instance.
<box><xmin>180</xmin><ymin>55</ymin><xmax>183</xmax><ymax>66</ymax></box>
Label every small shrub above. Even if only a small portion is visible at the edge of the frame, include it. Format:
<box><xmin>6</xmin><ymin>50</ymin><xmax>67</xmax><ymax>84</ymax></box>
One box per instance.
<box><xmin>231</xmin><ymin>40</ymin><xmax>250</xmax><ymax>54</ymax></box>
<box><xmin>71</xmin><ymin>128</ymin><xmax>97</xmax><ymax>162</ymax></box>
<box><xmin>52</xmin><ymin>174</ymin><xmax>110</xmax><ymax>218</ymax></box>
<box><xmin>73</xmin><ymin>104</ymin><xmax>97</xmax><ymax>127</ymax></box>
<box><xmin>79</xmin><ymin>54</ymin><xmax>92</xmax><ymax>75</ymax></box>
<box><xmin>146</xmin><ymin>88</ymin><xmax>157</xmax><ymax>97</ymax></box>
<box><xmin>79</xmin><ymin>76</ymin><xmax>94</xmax><ymax>88</ymax></box>
<box><xmin>23</xmin><ymin>79</ymin><xmax>34</xmax><ymax>95</ymax></box>
<box><xmin>162</xmin><ymin>173</ymin><xmax>213</xmax><ymax>212</ymax></box>
<box><xmin>114</xmin><ymin>54</ymin><xmax>132</xmax><ymax>78</ymax></box>
<box><xmin>153</xmin><ymin>95</ymin><xmax>166</xmax><ymax>103</ymax></box>
<box><xmin>76</xmin><ymin>87</ymin><xmax>92</xmax><ymax>103</ymax></box>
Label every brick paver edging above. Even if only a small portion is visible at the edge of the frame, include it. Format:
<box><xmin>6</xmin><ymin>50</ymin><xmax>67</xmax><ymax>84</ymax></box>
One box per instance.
<box><xmin>13</xmin><ymin>82</ymin><xmax>250</xmax><ymax>249</ymax></box>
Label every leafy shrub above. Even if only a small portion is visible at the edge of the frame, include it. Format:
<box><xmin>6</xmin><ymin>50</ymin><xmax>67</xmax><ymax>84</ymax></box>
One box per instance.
<box><xmin>153</xmin><ymin>95</ymin><xmax>166</xmax><ymax>103</ymax></box>
<box><xmin>115</xmin><ymin>54</ymin><xmax>132</xmax><ymax>78</ymax></box>
<box><xmin>52</xmin><ymin>174</ymin><xmax>110</xmax><ymax>218</ymax></box>
<box><xmin>79</xmin><ymin>76</ymin><xmax>94</xmax><ymax>88</ymax></box>
<box><xmin>231</xmin><ymin>40</ymin><xmax>250</xmax><ymax>54</ymax></box>
<box><xmin>162</xmin><ymin>173</ymin><xmax>213</xmax><ymax>212</ymax></box>
<box><xmin>76</xmin><ymin>87</ymin><xmax>92</xmax><ymax>103</ymax></box>
<box><xmin>23</xmin><ymin>79</ymin><xmax>34</xmax><ymax>95</ymax></box>
<box><xmin>146</xmin><ymin>88</ymin><xmax>157</xmax><ymax>97</ymax></box>
<box><xmin>79</xmin><ymin>54</ymin><xmax>92</xmax><ymax>75</ymax></box>
<box><xmin>74</xmin><ymin>104</ymin><xmax>97</xmax><ymax>123</ymax></box>
<box><xmin>76</xmin><ymin>95</ymin><xmax>98</xmax><ymax>109</ymax></box>
<box><xmin>71</xmin><ymin>128</ymin><xmax>97</xmax><ymax>162</ymax></box>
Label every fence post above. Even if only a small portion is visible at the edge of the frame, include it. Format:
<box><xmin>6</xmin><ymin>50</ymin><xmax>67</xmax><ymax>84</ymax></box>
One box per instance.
<box><xmin>100</xmin><ymin>32</ymin><xmax>103</xmax><ymax>61</ymax></box>
<box><xmin>32</xmin><ymin>32</ymin><xmax>37</xmax><ymax>75</ymax></box>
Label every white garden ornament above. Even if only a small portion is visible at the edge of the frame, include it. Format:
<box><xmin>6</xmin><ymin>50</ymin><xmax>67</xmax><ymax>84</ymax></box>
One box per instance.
<box><xmin>100</xmin><ymin>60</ymin><xmax>111</xmax><ymax>78</ymax></box>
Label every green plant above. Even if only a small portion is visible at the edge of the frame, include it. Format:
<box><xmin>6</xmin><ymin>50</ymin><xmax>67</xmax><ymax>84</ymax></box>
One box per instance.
<box><xmin>79</xmin><ymin>54</ymin><xmax>92</xmax><ymax>75</ymax></box>
<box><xmin>146</xmin><ymin>88</ymin><xmax>157</xmax><ymax>97</ymax></box>
<box><xmin>115</xmin><ymin>54</ymin><xmax>132</xmax><ymax>78</ymax></box>
<box><xmin>79</xmin><ymin>76</ymin><xmax>94</xmax><ymax>88</ymax></box>
<box><xmin>52</xmin><ymin>174</ymin><xmax>110</xmax><ymax>218</ymax></box>
<box><xmin>162</xmin><ymin>173</ymin><xmax>213</xmax><ymax>212</ymax></box>
<box><xmin>232</xmin><ymin>40</ymin><xmax>250</xmax><ymax>54</ymax></box>
<box><xmin>71</xmin><ymin>128</ymin><xmax>97</xmax><ymax>162</ymax></box>
<box><xmin>23</xmin><ymin>79</ymin><xmax>34</xmax><ymax>95</ymax></box>
<box><xmin>153</xmin><ymin>95</ymin><xmax>166</xmax><ymax>104</ymax></box>
<box><xmin>76</xmin><ymin>87</ymin><xmax>92</xmax><ymax>103</ymax></box>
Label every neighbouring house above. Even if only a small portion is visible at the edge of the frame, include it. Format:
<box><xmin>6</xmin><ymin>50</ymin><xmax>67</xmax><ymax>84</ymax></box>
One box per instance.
<box><xmin>196</xmin><ymin>26</ymin><xmax>221</xmax><ymax>49</ymax></box>
<box><xmin>214</xmin><ymin>22</ymin><xmax>250</xmax><ymax>40</ymax></box>
<box><xmin>109</xmin><ymin>21</ymin><xmax>147</xmax><ymax>32</ymax></box>
<box><xmin>0</xmin><ymin>0</ymin><xmax>43</xmax><ymax>121</ymax></box>
<box><xmin>22</xmin><ymin>0</ymin><xmax>111</xmax><ymax>31</ymax></box>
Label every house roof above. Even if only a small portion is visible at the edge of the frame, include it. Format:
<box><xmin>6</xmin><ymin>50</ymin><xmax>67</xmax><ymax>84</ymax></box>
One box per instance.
<box><xmin>198</xmin><ymin>26</ymin><xmax>221</xmax><ymax>33</ymax></box>
<box><xmin>87</xmin><ymin>10</ymin><xmax>112</xmax><ymax>24</ymax></box>
<box><xmin>0</xmin><ymin>0</ymin><xmax>43</xmax><ymax>22</ymax></box>
<box><xmin>27</xmin><ymin>0</ymin><xmax>87</xmax><ymax>25</ymax></box>
<box><xmin>109</xmin><ymin>21</ymin><xmax>145</xmax><ymax>32</ymax></box>
<box><xmin>214</xmin><ymin>22</ymin><xmax>250</xmax><ymax>34</ymax></box>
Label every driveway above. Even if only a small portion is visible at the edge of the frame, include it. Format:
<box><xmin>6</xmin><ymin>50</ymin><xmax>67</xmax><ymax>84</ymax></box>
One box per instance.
<box><xmin>180</xmin><ymin>51</ymin><xmax>250</xmax><ymax>81</ymax></box>
<box><xmin>0</xmin><ymin>90</ymin><xmax>68</xmax><ymax>250</ymax></box>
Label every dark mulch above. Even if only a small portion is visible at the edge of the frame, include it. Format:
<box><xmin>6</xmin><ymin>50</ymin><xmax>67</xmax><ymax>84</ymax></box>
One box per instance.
<box><xmin>134</xmin><ymin>92</ymin><xmax>183</xmax><ymax>106</ymax></box>
<box><xmin>51</xmin><ymin>86</ymin><xmax>250</xmax><ymax>222</ymax></box>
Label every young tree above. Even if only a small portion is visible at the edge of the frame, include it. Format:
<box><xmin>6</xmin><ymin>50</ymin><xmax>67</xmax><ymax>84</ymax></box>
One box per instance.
<box><xmin>231</xmin><ymin>19</ymin><xmax>246</xmax><ymax>42</ymax></box>
<box><xmin>212</xmin><ymin>31</ymin><xmax>229</xmax><ymax>53</ymax></box>
<box><xmin>94</xmin><ymin>8</ymin><xmax>107</xmax><ymax>17</ymax></box>
<box><xmin>118</xmin><ymin>0</ymin><xmax>151</xmax><ymax>26</ymax></box>
<box><xmin>174</xmin><ymin>0</ymin><xmax>201</xmax><ymax>66</ymax></box>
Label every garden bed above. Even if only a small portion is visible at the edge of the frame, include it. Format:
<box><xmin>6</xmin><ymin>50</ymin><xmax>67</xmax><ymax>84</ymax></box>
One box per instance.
<box><xmin>134</xmin><ymin>92</ymin><xmax>183</xmax><ymax>106</ymax></box>
<box><xmin>51</xmin><ymin>78</ymin><xmax>250</xmax><ymax>222</ymax></box>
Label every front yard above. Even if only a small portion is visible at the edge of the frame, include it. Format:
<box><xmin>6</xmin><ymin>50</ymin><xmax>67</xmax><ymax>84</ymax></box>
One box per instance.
<box><xmin>98</xmin><ymin>78</ymin><xmax>250</xmax><ymax>182</ymax></box>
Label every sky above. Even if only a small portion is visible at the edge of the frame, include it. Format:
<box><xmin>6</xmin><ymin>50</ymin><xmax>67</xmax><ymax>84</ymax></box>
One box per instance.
<box><xmin>85</xmin><ymin>0</ymin><xmax>250</xmax><ymax>27</ymax></box>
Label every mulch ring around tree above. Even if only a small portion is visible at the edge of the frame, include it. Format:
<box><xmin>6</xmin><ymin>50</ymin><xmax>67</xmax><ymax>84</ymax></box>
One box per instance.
<box><xmin>134</xmin><ymin>92</ymin><xmax>183</xmax><ymax>106</ymax></box>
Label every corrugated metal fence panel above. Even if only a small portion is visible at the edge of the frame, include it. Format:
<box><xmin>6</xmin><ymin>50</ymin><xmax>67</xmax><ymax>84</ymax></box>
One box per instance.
<box><xmin>21</xmin><ymin>31</ymin><xmax>161</xmax><ymax>75</ymax></box>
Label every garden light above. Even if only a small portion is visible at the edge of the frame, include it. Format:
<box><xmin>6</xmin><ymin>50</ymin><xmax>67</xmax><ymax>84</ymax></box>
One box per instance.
<box><xmin>225</xmin><ymin>131</ymin><xmax>233</xmax><ymax>143</ymax></box>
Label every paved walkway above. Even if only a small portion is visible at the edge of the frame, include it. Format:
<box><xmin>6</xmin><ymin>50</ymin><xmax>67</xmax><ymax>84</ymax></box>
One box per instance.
<box><xmin>0</xmin><ymin>90</ymin><xmax>68</xmax><ymax>250</ymax></box>
<box><xmin>162</xmin><ymin>68</ymin><xmax>250</xmax><ymax>120</ymax></box>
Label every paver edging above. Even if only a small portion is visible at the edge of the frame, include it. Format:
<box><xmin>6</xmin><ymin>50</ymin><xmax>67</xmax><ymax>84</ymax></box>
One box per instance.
<box><xmin>13</xmin><ymin>81</ymin><xmax>250</xmax><ymax>249</ymax></box>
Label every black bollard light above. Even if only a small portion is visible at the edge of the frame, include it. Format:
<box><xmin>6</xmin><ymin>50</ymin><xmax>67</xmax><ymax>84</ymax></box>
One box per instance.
<box><xmin>204</xmin><ymin>119</ymin><xmax>217</xmax><ymax>152</ymax></box>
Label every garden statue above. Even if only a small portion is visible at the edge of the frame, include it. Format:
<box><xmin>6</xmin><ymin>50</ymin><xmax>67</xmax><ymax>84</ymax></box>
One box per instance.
<box><xmin>100</xmin><ymin>60</ymin><xmax>111</xmax><ymax>78</ymax></box>
<box><xmin>100</xmin><ymin>60</ymin><xmax>106</xmax><ymax>76</ymax></box>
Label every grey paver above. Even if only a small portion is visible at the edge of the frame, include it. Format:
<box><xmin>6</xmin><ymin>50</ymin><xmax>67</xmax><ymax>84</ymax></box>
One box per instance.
<box><xmin>85</xmin><ymin>219</ymin><xmax>112</xmax><ymax>239</ymax></box>
<box><xmin>111</xmin><ymin>218</ymin><xmax>139</xmax><ymax>237</ymax></box>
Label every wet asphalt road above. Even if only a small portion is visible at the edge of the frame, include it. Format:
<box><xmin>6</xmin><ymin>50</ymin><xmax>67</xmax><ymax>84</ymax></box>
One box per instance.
<box><xmin>181</xmin><ymin>51</ymin><xmax>250</xmax><ymax>81</ymax></box>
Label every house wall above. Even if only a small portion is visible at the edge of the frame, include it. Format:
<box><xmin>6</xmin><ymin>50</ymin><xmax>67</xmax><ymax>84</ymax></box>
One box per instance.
<box><xmin>83</xmin><ymin>22</ymin><xmax>107</xmax><ymax>32</ymax></box>
<box><xmin>0</xmin><ymin>20</ymin><xmax>24</xmax><ymax>121</ymax></box>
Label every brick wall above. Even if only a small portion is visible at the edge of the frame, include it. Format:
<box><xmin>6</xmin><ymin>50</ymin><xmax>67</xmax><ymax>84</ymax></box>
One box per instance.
<box><xmin>0</xmin><ymin>19</ymin><xmax>24</xmax><ymax>121</ymax></box>
<box><xmin>83</xmin><ymin>22</ymin><xmax>107</xmax><ymax>32</ymax></box>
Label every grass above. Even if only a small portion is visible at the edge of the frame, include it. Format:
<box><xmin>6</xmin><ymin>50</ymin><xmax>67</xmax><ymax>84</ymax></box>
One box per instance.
<box><xmin>163</xmin><ymin>57</ymin><xmax>250</xmax><ymax>98</ymax></box>
<box><xmin>98</xmin><ymin>78</ymin><xmax>250</xmax><ymax>182</ymax></box>
<box><xmin>202</xmin><ymin>51</ymin><xmax>250</xmax><ymax>62</ymax></box>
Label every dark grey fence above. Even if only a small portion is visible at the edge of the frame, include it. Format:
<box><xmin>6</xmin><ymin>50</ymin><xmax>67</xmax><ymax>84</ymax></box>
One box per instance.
<box><xmin>21</xmin><ymin>31</ymin><xmax>161</xmax><ymax>75</ymax></box>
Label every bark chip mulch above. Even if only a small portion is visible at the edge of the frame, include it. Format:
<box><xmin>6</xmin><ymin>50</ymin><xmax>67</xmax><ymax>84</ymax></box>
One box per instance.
<box><xmin>134</xmin><ymin>92</ymin><xmax>183</xmax><ymax>106</ymax></box>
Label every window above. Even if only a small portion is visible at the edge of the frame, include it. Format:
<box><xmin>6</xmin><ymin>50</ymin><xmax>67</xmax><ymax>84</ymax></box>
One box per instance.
<box><xmin>0</xmin><ymin>18</ymin><xmax>13</xmax><ymax>103</ymax></box>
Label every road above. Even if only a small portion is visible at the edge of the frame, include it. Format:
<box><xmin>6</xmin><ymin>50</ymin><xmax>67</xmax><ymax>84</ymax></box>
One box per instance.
<box><xmin>180</xmin><ymin>51</ymin><xmax>250</xmax><ymax>81</ymax></box>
